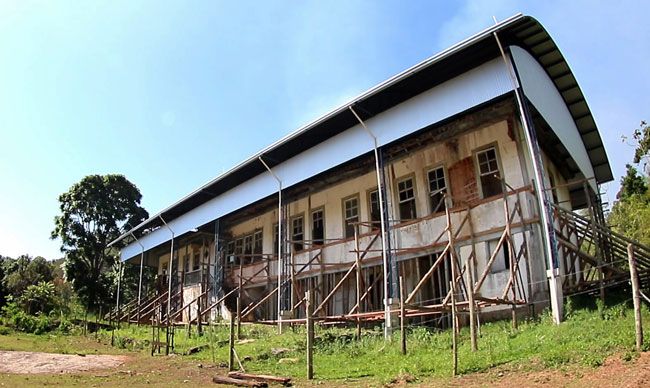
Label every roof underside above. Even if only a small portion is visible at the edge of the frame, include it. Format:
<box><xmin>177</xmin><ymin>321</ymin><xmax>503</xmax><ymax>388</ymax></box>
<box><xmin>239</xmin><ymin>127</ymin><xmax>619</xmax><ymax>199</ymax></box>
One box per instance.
<box><xmin>115</xmin><ymin>14</ymin><xmax>612</xmax><ymax>244</ymax></box>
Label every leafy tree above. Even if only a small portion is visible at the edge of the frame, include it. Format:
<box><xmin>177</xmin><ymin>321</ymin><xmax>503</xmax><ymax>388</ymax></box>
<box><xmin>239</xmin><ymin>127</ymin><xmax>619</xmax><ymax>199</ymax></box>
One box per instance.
<box><xmin>618</xmin><ymin>164</ymin><xmax>649</xmax><ymax>199</ymax></box>
<box><xmin>51</xmin><ymin>174</ymin><xmax>148</xmax><ymax>313</ymax></box>
<box><xmin>3</xmin><ymin>255</ymin><xmax>54</xmax><ymax>298</ymax></box>
<box><xmin>18</xmin><ymin>281</ymin><xmax>58</xmax><ymax>315</ymax></box>
<box><xmin>632</xmin><ymin>120</ymin><xmax>650</xmax><ymax>167</ymax></box>
<box><xmin>0</xmin><ymin>255</ymin><xmax>7</xmax><ymax>307</ymax></box>
<box><xmin>609</xmin><ymin>120</ymin><xmax>650</xmax><ymax>245</ymax></box>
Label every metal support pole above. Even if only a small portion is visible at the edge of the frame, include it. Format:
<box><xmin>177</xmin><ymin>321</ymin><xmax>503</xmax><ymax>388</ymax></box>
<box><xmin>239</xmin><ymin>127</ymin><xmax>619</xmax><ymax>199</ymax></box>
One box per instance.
<box><xmin>492</xmin><ymin>29</ymin><xmax>563</xmax><ymax>324</ymax></box>
<box><xmin>306</xmin><ymin>290</ymin><xmax>314</xmax><ymax>380</ymax></box>
<box><xmin>627</xmin><ymin>244</ymin><xmax>644</xmax><ymax>352</ymax></box>
<box><xmin>349</xmin><ymin>105</ymin><xmax>394</xmax><ymax>339</ymax></box>
<box><xmin>399</xmin><ymin>276</ymin><xmax>406</xmax><ymax>355</ymax></box>
<box><xmin>130</xmin><ymin>232</ymin><xmax>145</xmax><ymax>325</ymax></box>
<box><xmin>354</xmin><ymin>224</ymin><xmax>362</xmax><ymax>340</ymax></box>
<box><xmin>159</xmin><ymin>216</ymin><xmax>175</xmax><ymax>325</ymax></box>
<box><xmin>259</xmin><ymin>156</ymin><xmax>284</xmax><ymax>332</ymax></box>
<box><xmin>115</xmin><ymin>261</ymin><xmax>122</xmax><ymax>329</ymax></box>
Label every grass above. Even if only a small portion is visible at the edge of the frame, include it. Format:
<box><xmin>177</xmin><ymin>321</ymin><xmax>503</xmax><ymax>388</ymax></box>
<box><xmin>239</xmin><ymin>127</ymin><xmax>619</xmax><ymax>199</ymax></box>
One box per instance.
<box><xmin>94</xmin><ymin>298</ymin><xmax>650</xmax><ymax>385</ymax></box>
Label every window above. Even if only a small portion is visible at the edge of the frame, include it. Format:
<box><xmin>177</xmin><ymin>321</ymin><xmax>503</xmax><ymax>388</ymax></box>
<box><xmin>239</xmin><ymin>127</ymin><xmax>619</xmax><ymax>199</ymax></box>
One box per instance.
<box><xmin>193</xmin><ymin>252</ymin><xmax>200</xmax><ymax>271</ymax></box>
<box><xmin>343</xmin><ymin>196</ymin><xmax>359</xmax><ymax>238</ymax></box>
<box><xmin>183</xmin><ymin>254</ymin><xmax>190</xmax><ymax>273</ymax></box>
<box><xmin>488</xmin><ymin>239</ymin><xmax>511</xmax><ymax>273</ymax></box>
<box><xmin>476</xmin><ymin>146</ymin><xmax>503</xmax><ymax>198</ymax></box>
<box><xmin>397</xmin><ymin>177</ymin><xmax>417</xmax><ymax>221</ymax></box>
<box><xmin>162</xmin><ymin>262</ymin><xmax>168</xmax><ymax>275</ymax></box>
<box><xmin>253</xmin><ymin>230</ymin><xmax>263</xmax><ymax>261</ymax></box>
<box><xmin>291</xmin><ymin>216</ymin><xmax>304</xmax><ymax>252</ymax></box>
<box><xmin>311</xmin><ymin>209</ymin><xmax>324</xmax><ymax>246</ymax></box>
<box><xmin>226</xmin><ymin>241</ymin><xmax>235</xmax><ymax>264</ymax></box>
<box><xmin>427</xmin><ymin>166</ymin><xmax>447</xmax><ymax>213</ymax></box>
<box><xmin>244</xmin><ymin>234</ymin><xmax>253</xmax><ymax>263</ymax></box>
<box><xmin>368</xmin><ymin>189</ymin><xmax>381</xmax><ymax>230</ymax></box>
<box><xmin>234</xmin><ymin>238</ymin><xmax>243</xmax><ymax>264</ymax></box>
<box><xmin>273</xmin><ymin>224</ymin><xmax>279</xmax><ymax>254</ymax></box>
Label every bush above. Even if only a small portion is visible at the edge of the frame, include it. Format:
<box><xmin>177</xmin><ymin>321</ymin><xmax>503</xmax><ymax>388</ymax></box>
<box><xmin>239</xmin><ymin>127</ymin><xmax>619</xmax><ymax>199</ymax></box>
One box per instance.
<box><xmin>1</xmin><ymin>301</ymin><xmax>56</xmax><ymax>334</ymax></box>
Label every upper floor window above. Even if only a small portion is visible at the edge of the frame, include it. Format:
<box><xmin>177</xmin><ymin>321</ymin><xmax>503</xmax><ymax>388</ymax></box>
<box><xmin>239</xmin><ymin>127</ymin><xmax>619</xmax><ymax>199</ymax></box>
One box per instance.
<box><xmin>397</xmin><ymin>177</ymin><xmax>417</xmax><ymax>221</ymax></box>
<box><xmin>343</xmin><ymin>195</ymin><xmax>359</xmax><ymax>238</ymax></box>
<box><xmin>253</xmin><ymin>230</ymin><xmax>263</xmax><ymax>261</ymax></box>
<box><xmin>311</xmin><ymin>209</ymin><xmax>324</xmax><ymax>246</ymax></box>
<box><xmin>292</xmin><ymin>216</ymin><xmax>304</xmax><ymax>252</ymax></box>
<box><xmin>193</xmin><ymin>252</ymin><xmax>200</xmax><ymax>271</ymax></box>
<box><xmin>476</xmin><ymin>146</ymin><xmax>503</xmax><ymax>198</ymax></box>
<box><xmin>234</xmin><ymin>238</ymin><xmax>244</xmax><ymax>264</ymax></box>
<box><xmin>183</xmin><ymin>254</ymin><xmax>190</xmax><ymax>273</ymax></box>
<box><xmin>244</xmin><ymin>234</ymin><xmax>253</xmax><ymax>261</ymax></box>
<box><xmin>427</xmin><ymin>166</ymin><xmax>447</xmax><ymax>213</ymax></box>
<box><xmin>226</xmin><ymin>241</ymin><xmax>235</xmax><ymax>262</ymax></box>
<box><xmin>368</xmin><ymin>189</ymin><xmax>380</xmax><ymax>230</ymax></box>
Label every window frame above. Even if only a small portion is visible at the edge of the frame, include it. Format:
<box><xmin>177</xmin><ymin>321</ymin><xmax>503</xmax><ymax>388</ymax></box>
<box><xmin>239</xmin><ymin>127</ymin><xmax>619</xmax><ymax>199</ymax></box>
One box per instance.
<box><xmin>394</xmin><ymin>174</ymin><xmax>418</xmax><ymax>222</ymax></box>
<box><xmin>342</xmin><ymin>194</ymin><xmax>360</xmax><ymax>239</ymax></box>
<box><xmin>253</xmin><ymin>229</ymin><xmax>263</xmax><ymax>261</ymax></box>
<box><xmin>311</xmin><ymin>207</ymin><xmax>325</xmax><ymax>246</ymax></box>
<box><xmin>426</xmin><ymin>164</ymin><xmax>449</xmax><ymax>214</ymax></box>
<box><xmin>366</xmin><ymin>187</ymin><xmax>381</xmax><ymax>231</ymax></box>
<box><xmin>473</xmin><ymin>143</ymin><xmax>504</xmax><ymax>199</ymax></box>
<box><xmin>192</xmin><ymin>252</ymin><xmax>200</xmax><ymax>271</ymax></box>
<box><xmin>291</xmin><ymin>214</ymin><xmax>305</xmax><ymax>252</ymax></box>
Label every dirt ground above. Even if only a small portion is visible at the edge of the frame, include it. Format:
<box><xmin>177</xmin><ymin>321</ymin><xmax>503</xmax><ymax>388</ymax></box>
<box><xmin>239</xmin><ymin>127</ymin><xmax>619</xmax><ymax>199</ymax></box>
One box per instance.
<box><xmin>414</xmin><ymin>351</ymin><xmax>650</xmax><ymax>388</ymax></box>
<box><xmin>0</xmin><ymin>350</ymin><xmax>128</xmax><ymax>374</ymax></box>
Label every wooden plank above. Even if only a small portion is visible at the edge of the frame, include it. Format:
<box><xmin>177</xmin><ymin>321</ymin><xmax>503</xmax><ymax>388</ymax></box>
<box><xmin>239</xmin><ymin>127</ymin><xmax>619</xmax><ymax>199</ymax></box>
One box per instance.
<box><xmin>212</xmin><ymin>375</ymin><xmax>267</xmax><ymax>387</ymax></box>
<box><xmin>227</xmin><ymin>372</ymin><xmax>291</xmax><ymax>385</ymax></box>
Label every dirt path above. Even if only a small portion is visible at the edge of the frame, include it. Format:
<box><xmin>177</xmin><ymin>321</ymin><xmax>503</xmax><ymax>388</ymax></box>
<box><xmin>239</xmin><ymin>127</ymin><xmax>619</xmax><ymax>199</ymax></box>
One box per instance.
<box><xmin>0</xmin><ymin>350</ymin><xmax>128</xmax><ymax>374</ymax></box>
<box><xmin>435</xmin><ymin>352</ymin><xmax>650</xmax><ymax>388</ymax></box>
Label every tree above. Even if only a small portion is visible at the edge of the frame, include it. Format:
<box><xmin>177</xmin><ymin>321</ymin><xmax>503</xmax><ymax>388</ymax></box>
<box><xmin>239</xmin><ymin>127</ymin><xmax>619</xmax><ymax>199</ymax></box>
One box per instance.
<box><xmin>51</xmin><ymin>174</ymin><xmax>148</xmax><ymax>313</ymax></box>
<box><xmin>618</xmin><ymin>164</ymin><xmax>648</xmax><ymax>199</ymax></box>
<box><xmin>609</xmin><ymin>121</ymin><xmax>650</xmax><ymax>245</ymax></box>
<box><xmin>3</xmin><ymin>255</ymin><xmax>54</xmax><ymax>298</ymax></box>
<box><xmin>632</xmin><ymin>120</ymin><xmax>650</xmax><ymax>167</ymax></box>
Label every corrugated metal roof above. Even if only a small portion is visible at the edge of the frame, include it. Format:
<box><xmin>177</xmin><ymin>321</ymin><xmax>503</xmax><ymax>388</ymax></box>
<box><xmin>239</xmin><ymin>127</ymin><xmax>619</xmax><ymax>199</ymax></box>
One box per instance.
<box><xmin>111</xmin><ymin>14</ymin><xmax>612</xmax><ymax>247</ymax></box>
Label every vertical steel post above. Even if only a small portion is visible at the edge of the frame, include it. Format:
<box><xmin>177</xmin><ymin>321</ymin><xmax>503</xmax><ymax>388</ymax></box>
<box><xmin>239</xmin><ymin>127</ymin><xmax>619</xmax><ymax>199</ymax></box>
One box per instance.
<box><xmin>130</xmin><ymin>232</ymin><xmax>145</xmax><ymax>325</ymax></box>
<box><xmin>492</xmin><ymin>30</ymin><xmax>563</xmax><ymax>324</ymax></box>
<box><xmin>349</xmin><ymin>106</ymin><xmax>394</xmax><ymax>339</ymax></box>
<box><xmin>159</xmin><ymin>216</ymin><xmax>175</xmax><ymax>324</ymax></box>
<box><xmin>258</xmin><ymin>156</ymin><xmax>284</xmax><ymax>332</ymax></box>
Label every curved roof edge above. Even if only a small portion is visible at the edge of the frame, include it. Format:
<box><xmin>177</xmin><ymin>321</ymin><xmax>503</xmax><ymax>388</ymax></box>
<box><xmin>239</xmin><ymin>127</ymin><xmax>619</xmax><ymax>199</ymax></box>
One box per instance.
<box><xmin>111</xmin><ymin>13</ymin><xmax>611</xmax><ymax>248</ymax></box>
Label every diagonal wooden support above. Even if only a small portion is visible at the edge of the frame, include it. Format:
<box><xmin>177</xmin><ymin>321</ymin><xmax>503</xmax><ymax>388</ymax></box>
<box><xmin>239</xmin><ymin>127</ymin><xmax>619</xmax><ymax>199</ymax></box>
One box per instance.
<box><xmin>405</xmin><ymin>243</ymin><xmax>450</xmax><ymax>304</ymax></box>
<box><xmin>241</xmin><ymin>286</ymin><xmax>278</xmax><ymax>318</ymax></box>
<box><xmin>347</xmin><ymin>272</ymin><xmax>383</xmax><ymax>315</ymax></box>
<box><xmin>474</xmin><ymin>229</ymin><xmax>508</xmax><ymax>294</ymax></box>
<box><xmin>313</xmin><ymin>262</ymin><xmax>357</xmax><ymax>315</ymax></box>
<box><xmin>312</xmin><ymin>233</ymin><xmax>380</xmax><ymax>316</ymax></box>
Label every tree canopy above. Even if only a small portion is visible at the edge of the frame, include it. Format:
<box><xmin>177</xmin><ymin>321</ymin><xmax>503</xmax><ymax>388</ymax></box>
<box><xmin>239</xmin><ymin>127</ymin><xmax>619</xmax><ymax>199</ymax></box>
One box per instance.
<box><xmin>51</xmin><ymin>174</ymin><xmax>148</xmax><ymax>312</ymax></box>
<box><xmin>609</xmin><ymin>121</ymin><xmax>650</xmax><ymax>246</ymax></box>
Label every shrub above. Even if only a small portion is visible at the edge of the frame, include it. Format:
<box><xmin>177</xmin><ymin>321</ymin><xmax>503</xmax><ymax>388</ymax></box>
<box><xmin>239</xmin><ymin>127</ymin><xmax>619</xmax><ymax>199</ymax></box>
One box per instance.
<box><xmin>1</xmin><ymin>301</ymin><xmax>56</xmax><ymax>334</ymax></box>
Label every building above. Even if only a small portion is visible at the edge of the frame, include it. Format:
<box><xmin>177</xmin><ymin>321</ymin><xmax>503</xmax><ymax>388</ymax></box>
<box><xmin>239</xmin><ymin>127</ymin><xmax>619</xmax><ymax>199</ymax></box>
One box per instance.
<box><xmin>108</xmin><ymin>14</ymin><xmax>650</xmax><ymax>342</ymax></box>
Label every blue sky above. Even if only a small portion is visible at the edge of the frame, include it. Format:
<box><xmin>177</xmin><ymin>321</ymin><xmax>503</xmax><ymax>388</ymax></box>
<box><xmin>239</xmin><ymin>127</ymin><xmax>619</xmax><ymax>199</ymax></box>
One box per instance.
<box><xmin>1</xmin><ymin>1</ymin><xmax>648</xmax><ymax>260</ymax></box>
